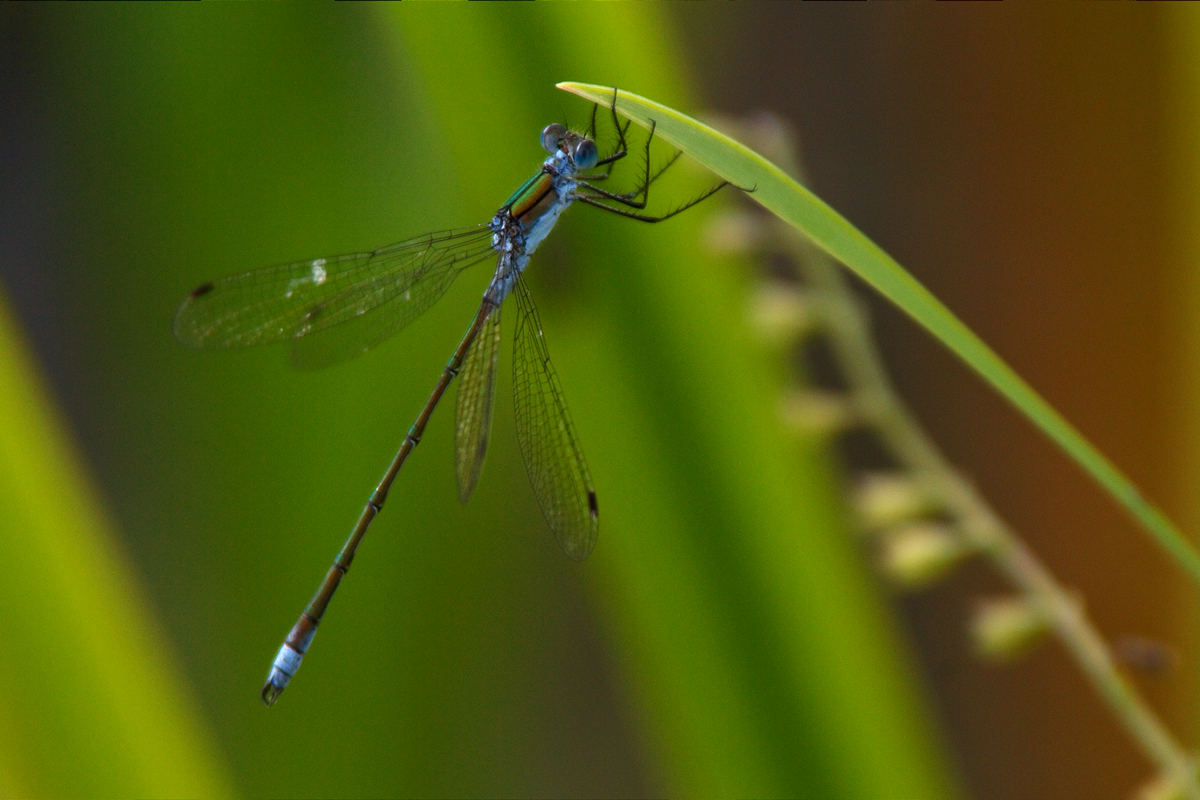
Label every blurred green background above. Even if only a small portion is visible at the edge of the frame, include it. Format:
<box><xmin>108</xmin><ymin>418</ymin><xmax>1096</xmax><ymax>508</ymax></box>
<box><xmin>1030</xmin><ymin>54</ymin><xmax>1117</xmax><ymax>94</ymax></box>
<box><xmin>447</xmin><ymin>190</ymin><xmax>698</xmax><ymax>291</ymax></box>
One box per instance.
<box><xmin>2</xmin><ymin>5</ymin><xmax>1198</xmax><ymax>799</ymax></box>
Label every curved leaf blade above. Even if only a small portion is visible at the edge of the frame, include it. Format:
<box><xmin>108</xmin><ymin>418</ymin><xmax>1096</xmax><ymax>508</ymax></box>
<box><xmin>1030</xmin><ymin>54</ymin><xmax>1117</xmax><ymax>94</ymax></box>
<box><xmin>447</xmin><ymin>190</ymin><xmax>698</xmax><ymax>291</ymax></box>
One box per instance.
<box><xmin>558</xmin><ymin>82</ymin><xmax>1200</xmax><ymax>586</ymax></box>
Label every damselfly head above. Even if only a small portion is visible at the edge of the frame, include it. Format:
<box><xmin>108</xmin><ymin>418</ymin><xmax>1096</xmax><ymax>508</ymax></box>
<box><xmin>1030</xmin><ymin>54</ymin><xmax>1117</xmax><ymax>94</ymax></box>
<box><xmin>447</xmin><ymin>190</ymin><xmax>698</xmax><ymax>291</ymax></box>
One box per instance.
<box><xmin>572</xmin><ymin>138</ymin><xmax>598</xmax><ymax>171</ymax></box>
<box><xmin>541</xmin><ymin>124</ymin><xmax>597</xmax><ymax>170</ymax></box>
<box><xmin>541</xmin><ymin>123</ymin><xmax>568</xmax><ymax>155</ymax></box>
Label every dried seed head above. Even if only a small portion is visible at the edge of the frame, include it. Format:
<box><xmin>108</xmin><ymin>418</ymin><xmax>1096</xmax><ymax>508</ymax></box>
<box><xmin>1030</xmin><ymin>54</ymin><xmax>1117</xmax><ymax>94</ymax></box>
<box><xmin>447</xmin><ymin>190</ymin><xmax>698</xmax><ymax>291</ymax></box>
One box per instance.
<box><xmin>853</xmin><ymin>473</ymin><xmax>935</xmax><ymax>533</ymax></box>
<box><xmin>971</xmin><ymin>597</ymin><xmax>1049</xmax><ymax>661</ymax></box>
<box><xmin>879</xmin><ymin>523</ymin><xmax>967</xmax><ymax>589</ymax></box>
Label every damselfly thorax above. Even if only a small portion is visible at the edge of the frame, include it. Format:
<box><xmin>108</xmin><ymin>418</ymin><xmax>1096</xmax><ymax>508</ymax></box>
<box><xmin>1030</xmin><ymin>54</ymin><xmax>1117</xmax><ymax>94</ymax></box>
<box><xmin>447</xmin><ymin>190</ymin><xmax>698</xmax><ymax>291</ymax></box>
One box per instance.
<box><xmin>485</xmin><ymin>126</ymin><xmax>595</xmax><ymax>307</ymax></box>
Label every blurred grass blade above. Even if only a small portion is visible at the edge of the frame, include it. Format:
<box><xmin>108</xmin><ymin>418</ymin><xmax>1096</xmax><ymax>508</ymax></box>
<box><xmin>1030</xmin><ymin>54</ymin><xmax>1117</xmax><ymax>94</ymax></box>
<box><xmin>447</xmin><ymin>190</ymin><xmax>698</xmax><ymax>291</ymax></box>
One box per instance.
<box><xmin>558</xmin><ymin>82</ymin><xmax>1200</xmax><ymax>587</ymax></box>
<box><xmin>0</xmin><ymin>288</ymin><xmax>234</xmax><ymax>799</ymax></box>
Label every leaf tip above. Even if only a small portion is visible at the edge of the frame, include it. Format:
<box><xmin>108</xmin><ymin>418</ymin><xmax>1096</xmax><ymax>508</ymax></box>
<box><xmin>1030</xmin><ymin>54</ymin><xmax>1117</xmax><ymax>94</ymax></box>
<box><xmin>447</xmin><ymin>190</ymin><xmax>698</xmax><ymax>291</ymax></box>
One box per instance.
<box><xmin>555</xmin><ymin>82</ymin><xmax>608</xmax><ymax>104</ymax></box>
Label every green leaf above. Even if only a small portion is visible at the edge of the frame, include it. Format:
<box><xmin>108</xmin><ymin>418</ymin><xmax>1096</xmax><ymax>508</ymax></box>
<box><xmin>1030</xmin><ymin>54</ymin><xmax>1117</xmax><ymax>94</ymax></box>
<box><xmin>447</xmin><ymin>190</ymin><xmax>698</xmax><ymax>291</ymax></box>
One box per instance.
<box><xmin>0</xmin><ymin>290</ymin><xmax>234</xmax><ymax>799</ymax></box>
<box><xmin>558</xmin><ymin>82</ymin><xmax>1200</xmax><ymax>585</ymax></box>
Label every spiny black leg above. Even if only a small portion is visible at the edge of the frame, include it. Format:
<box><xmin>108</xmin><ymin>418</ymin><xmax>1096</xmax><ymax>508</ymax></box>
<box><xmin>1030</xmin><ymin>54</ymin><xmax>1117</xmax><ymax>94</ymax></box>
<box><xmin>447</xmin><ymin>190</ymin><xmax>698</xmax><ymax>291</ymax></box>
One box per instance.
<box><xmin>594</xmin><ymin>89</ymin><xmax>630</xmax><ymax>168</ymax></box>
<box><xmin>573</xmin><ymin>88</ymin><xmax>754</xmax><ymax>223</ymax></box>
<box><xmin>576</xmin><ymin>99</ymin><xmax>621</xmax><ymax>182</ymax></box>
<box><xmin>645</xmin><ymin>149</ymin><xmax>683</xmax><ymax>189</ymax></box>
<box><xmin>595</xmin><ymin>119</ymin><xmax>632</xmax><ymax>171</ymax></box>
<box><xmin>609</xmin><ymin>86</ymin><xmax>622</xmax><ymax>144</ymax></box>
<box><xmin>580</xmin><ymin>136</ymin><xmax>688</xmax><ymax>202</ymax></box>
<box><xmin>592</xmin><ymin>149</ymin><xmax>685</xmax><ymax>203</ymax></box>
<box><xmin>586</xmin><ymin>102</ymin><xmax>599</xmax><ymax>141</ymax></box>
<box><xmin>576</xmin><ymin>179</ymin><xmax>736</xmax><ymax>223</ymax></box>
<box><xmin>626</xmin><ymin>117</ymin><xmax>669</xmax><ymax>204</ymax></box>
<box><xmin>586</xmin><ymin>119</ymin><xmax>748</xmax><ymax>209</ymax></box>
<box><xmin>585</xmin><ymin>91</ymin><xmax>716</xmax><ymax>200</ymax></box>
<box><xmin>575</xmin><ymin>180</ymin><xmax>649</xmax><ymax>207</ymax></box>
<box><xmin>642</xmin><ymin>118</ymin><xmax>656</xmax><ymax>182</ymax></box>
<box><xmin>579</xmin><ymin>122</ymin><xmax>632</xmax><ymax>181</ymax></box>
<box><xmin>575</xmin><ymin>120</ymin><xmax>659</xmax><ymax>210</ymax></box>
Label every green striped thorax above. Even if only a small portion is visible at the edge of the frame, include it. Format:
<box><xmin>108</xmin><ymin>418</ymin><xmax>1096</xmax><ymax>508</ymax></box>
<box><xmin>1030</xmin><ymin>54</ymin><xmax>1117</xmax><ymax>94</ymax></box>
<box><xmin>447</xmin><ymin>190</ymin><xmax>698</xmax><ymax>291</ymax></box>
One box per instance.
<box><xmin>484</xmin><ymin>123</ymin><xmax>599</xmax><ymax>306</ymax></box>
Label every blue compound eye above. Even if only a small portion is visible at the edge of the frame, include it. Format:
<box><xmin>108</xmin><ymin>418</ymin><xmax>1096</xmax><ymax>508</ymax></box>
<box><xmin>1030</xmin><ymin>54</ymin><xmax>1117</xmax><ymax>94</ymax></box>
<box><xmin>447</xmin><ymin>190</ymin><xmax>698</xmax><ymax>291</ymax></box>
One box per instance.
<box><xmin>573</xmin><ymin>138</ymin><xmax>599</xmax><ymax>170</ymax></box>
<box><xmin>541</xmin><ymin>124</ymin><xmax>567</xmax><ymax>154</ymax></box>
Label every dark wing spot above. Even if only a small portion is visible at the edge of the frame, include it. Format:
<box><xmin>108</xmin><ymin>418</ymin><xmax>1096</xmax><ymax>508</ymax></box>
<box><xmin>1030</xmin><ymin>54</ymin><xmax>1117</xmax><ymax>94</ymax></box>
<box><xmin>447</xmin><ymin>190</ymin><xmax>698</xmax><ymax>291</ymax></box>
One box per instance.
<box><xmin>189</xmin><ymin>282</ymin><xmax>215</xmax><ymax>299</ymax></box>
<box><xmin>588</xmin><ymin>491</ymin><xmax>598</xmax><ymax>518</ymax></box>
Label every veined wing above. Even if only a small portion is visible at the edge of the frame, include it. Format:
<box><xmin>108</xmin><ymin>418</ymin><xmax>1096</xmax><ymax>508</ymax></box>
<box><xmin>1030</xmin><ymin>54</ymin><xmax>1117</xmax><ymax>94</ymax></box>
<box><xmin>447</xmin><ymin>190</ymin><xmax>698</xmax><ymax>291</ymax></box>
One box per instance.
<box><xmin>511</xmin><ymin>275</ymin><xmax>598</xmax><ymax>562</ymax></box>
<box><xmin>454</xmin><ymin>303</ymin><xmax>502</xmax><ymax>504</ymax></box>
<box><xmin>173</xmin><ymin>225</ymin><xmax>496</xmax><ymax>367</ymax></box>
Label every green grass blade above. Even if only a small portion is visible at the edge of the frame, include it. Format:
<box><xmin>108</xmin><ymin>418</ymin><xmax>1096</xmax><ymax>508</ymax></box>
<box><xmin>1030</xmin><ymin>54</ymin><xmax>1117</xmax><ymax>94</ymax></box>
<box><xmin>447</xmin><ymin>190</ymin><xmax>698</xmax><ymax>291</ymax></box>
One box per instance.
<box><xmin>0</xmin><ymin>289</ymin><xmax>235</xmax><ymax>799</ymax></box>
<box><xmin>558</xmin><ymin>82</ymin><xmax>1200</xmax><ymax>586</ymax></box>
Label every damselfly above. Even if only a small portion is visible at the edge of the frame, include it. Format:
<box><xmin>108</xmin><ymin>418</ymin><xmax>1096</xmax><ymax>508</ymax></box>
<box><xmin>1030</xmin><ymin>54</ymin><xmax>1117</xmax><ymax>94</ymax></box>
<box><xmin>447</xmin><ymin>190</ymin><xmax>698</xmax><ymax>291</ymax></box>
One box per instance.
<box><xmin>174</xmin><ymin>90</ymin><xmax>735</xmax><ymax>706</ymax></box>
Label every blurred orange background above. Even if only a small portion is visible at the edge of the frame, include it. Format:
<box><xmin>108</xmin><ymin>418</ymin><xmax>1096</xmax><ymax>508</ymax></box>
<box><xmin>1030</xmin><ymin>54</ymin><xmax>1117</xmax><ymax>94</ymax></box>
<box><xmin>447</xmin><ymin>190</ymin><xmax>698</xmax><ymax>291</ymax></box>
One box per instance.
<box><xmin>682</xmin><ymin>7</ymin><xmax>1197</xmax><ymax>798</ymax></box>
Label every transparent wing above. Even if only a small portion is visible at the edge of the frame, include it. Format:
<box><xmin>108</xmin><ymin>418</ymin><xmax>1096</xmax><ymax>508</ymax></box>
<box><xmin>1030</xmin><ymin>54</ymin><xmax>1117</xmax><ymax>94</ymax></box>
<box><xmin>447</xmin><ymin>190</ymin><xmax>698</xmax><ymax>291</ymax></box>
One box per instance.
<box><xmin>286</xmin><ymin>244</ymin><xmax>490</xmax><ymax>370</ymax></box>
<box><xmin>173</xmin><ymin>225</ymin><xmax>496</xmax><ymax>368</ymax></box>
<box><xmin>511</xmin><ymin>276</ymin><xmax>598</xmax><ymax>562</ymax></box>
<box><xmin>454</xmin><ymin>303</ymin><xmax>502</xmax><ymax>504</ymax></box>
